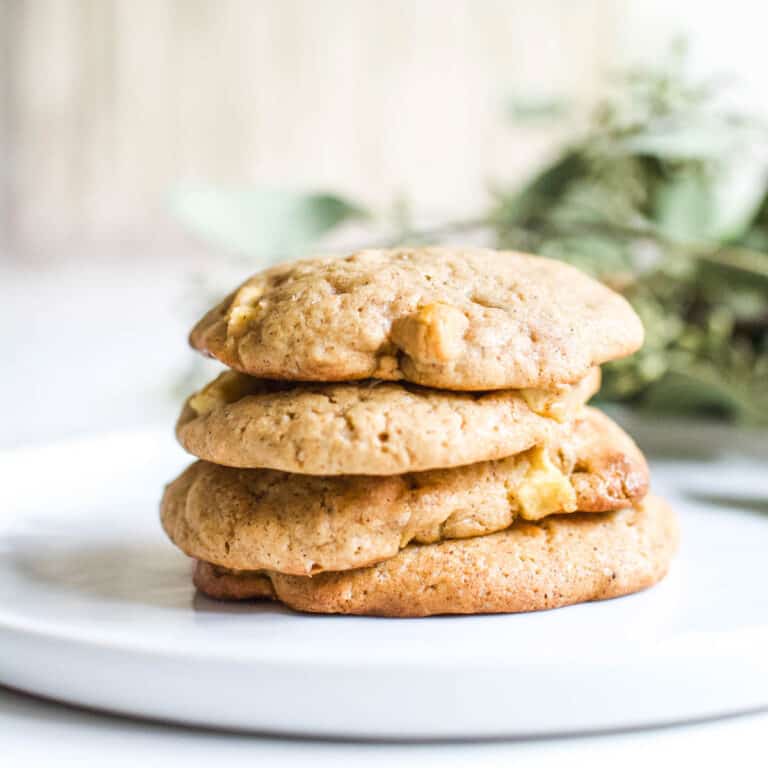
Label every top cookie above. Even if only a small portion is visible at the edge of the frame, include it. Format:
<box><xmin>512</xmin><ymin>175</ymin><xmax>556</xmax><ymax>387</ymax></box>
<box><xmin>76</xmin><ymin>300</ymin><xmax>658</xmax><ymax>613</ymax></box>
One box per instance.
<box><xmin>189</xmin><ymin>247</ymin><xmax>644</xmax><ymax>390</ymax></box>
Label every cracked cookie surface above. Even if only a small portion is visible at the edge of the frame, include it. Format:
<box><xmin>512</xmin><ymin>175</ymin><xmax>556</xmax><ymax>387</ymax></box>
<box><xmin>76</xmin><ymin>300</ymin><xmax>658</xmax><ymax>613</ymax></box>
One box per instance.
<box><xmin>161</xmin><ymin>408</ymin><xmax>649</xmax><ymax>576</ymax></box>
<box><xmin>189</xmin><ymin>247</ymin><xmax>644</xmax><ymax>391</ymax></box>
<box><xmin>176</xmin><ymin>368</ymin><xmax>600</xmax><ymax>474</ymax></box>
<box><xmin>193</xmin><ymin>495</ymin><xmax>677</xmax><ymax>616</ymax></box>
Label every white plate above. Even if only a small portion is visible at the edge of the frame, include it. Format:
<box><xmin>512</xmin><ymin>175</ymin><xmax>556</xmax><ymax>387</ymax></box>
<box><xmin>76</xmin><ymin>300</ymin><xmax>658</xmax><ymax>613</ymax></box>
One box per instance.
<box><xmin>0</xmin><ymin>422</ymin><xmax>767</xmax><ymax>739</ymax></box>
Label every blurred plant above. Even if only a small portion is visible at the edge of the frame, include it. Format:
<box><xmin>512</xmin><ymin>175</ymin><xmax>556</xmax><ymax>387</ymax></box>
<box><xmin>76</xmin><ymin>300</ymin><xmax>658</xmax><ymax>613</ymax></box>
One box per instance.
<box><xmin>172</xmin><ymin>182</ymin><xmax>366</xmax><ymax>261</ymax></box>
<box><xmin>173</xmin><ymin>44</ymin><xmax>768</xmax><ymax>423</ymax></box>
<box><xmin>484</xmin><ymin>43</ymin><xmax>768</xmax><ymax>423</ymax></box>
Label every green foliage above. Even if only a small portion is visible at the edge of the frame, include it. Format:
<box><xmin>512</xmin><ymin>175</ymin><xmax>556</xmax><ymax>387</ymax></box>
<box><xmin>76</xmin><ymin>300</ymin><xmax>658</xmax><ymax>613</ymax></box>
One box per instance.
<box><xmin>488</xmin><ymin>48</ymin><xmax>768</xmax><ymax>424</ymax></box>
<box><xmin>171</xmin><ymin>182</ymin><xmax>366</xmax><ymax>261</ymax></box>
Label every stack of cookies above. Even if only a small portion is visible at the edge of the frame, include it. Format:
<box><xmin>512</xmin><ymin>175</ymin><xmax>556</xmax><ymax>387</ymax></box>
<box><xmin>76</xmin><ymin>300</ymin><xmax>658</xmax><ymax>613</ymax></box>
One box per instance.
<box><xmin>161</xmin><ymin>247</ymin><xmax>678</xmax><ymax>617</ymax></box>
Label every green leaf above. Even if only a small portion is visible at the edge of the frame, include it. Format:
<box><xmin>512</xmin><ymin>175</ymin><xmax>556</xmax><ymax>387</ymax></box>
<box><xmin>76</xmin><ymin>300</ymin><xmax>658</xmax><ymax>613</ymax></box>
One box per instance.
<box><xmin>641</xmin><ymin>365</ymin><xmax>767</xmax><ymax>422</ymax></box>
<box><xmin>537</xmin><ymin>234</ymin><xmax>631</xmax><ymax>278</ymax></box>
<box><xmin>507</xmin><ymin>94</ymin><xmax>570</xmax><ymax>123</ymax></box>
<box><xmin>171</xmin><ymin>183</ymin><xmax>367</xmax><ymax>260</ymax></box>
<box><xmin>698</xmin><ymin>262</ymin><xmax>768</xmax><ymax>319</ymax></box>
<box><xmin>709</xmin><ymin>162</ymin><xmax>768</xmax><ymax>240</ymax></box>
<box><xmin>652</xmin><ymin>163</ymin><xmax>768</xmax><ymax>244</ymax></box>
<box><xmin>494</xmin><ymin>151</ymin><xmax>586</xmax><ymax>227</ymax></box>
<box><xmin>614</xmin><ymin>118</ymin><xmax>758</xmax><ymax>160</ymax></box>
<box><xmin>641</xmin><ymin>368</ymin><xmax>737</xmax><ymax>418</ymax></box>
<box><xmin>653</xmin><ymin>170</ymin><xmax>714</xmax><ymax>242</ymax></box>
<box><xmin>617</xmin><ymin>124</ymin><xmax>722</xmax><ymax>159</ymax></box>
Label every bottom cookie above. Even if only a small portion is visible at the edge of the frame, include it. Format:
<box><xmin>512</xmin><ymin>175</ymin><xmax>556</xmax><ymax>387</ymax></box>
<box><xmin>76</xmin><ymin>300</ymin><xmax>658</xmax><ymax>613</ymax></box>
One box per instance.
<box><xmin>193</xmin><ymin>495</ymin><xmax>678</xmax><ymax>617</ymax></box>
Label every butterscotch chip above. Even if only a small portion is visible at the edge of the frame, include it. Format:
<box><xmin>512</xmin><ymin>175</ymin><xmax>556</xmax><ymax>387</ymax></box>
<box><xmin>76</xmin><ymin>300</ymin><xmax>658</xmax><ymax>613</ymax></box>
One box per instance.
<box><xmin>175</xmin><ymin>368</ymin><xmax>600</xmax><ymax>475</ymax></box>
<box><xmin>389</xmin><ymin>302</ymin><xmax>469</xmax><ymax>363</ymax></box>
<box><xmin>161</xmin><ymin>408</ymin><xmax>649</xmax><ymax>576</ymax></box>
<box><xmin>189</xmin><ymin>247</ymin><xmax>643</xmax><ymax>391</ymax></box>
<box><xmin>192</xmin><ymin>495</ymin><xmax>678</xmax><ymax>616</ymax></box>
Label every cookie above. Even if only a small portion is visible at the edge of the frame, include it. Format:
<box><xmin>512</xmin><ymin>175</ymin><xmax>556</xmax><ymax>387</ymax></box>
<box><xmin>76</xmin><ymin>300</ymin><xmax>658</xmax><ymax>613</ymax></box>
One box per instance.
<box><xmin>161</xmin><ymin>408</ymin><xmax>649</xmax><ymax>576</ymax></box>
<box><xmin>175</xmin><ymin>367</ymin><xmax>600</xmax><ymax>474</ymax></box>
<box><xmin>189</xmin><ymin>248</ymin><xmax>643</xmax><ymax>391</ymax></box>
<box><xmin>193</xmin><ymin>495</ymin><xmax>677</xmax><ymax>616</ymax></box>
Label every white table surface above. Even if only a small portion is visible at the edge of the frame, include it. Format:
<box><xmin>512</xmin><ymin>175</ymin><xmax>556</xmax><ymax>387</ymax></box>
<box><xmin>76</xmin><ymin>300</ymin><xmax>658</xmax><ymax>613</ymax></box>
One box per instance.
<box><xmin>3</xmin><ymin>253</ymin><xmax>767</xmax><ymax>765</ymax></box>
<box><xmin>2</xmin><ymin>684</ymin><xmax>767</xmax><ymax>767</ymax></box>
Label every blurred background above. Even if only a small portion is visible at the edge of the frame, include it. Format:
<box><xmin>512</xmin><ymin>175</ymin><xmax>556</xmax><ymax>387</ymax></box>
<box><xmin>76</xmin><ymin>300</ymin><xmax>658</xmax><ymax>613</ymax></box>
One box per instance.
<box><xmin>2</xmin><ymin>0</ymin><xmax>767</xmax><ymax>448</ymax></box>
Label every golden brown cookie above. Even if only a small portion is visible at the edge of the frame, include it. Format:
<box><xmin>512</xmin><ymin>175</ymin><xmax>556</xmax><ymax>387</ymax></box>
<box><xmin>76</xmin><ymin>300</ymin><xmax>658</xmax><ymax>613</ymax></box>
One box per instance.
<box><xmin>175</xmin><ymin>368</ymin><xmax>600</xmax><ymax>474</ymax></box>
<box><xmin>193</xmin><ymin>495</ymin><xmax>678</xmax><ymax>616</ymax></box>
<box><xmin>189</xmin><ymin>248</ymin><xmax>643</xmax><ymax>391</ymax></box>
<box><xmin>161</xmin><ymin>408</ymin><xmax>649</xmax><ymax>576</ymax></box>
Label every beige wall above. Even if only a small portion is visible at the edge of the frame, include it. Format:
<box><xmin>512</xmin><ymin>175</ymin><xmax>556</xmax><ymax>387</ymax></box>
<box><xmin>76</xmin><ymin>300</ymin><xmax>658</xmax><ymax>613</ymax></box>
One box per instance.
<box><xmin>2</xmin><ymin>0</ymin><xmax>622</xmax><ymax>255</ymax></box>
